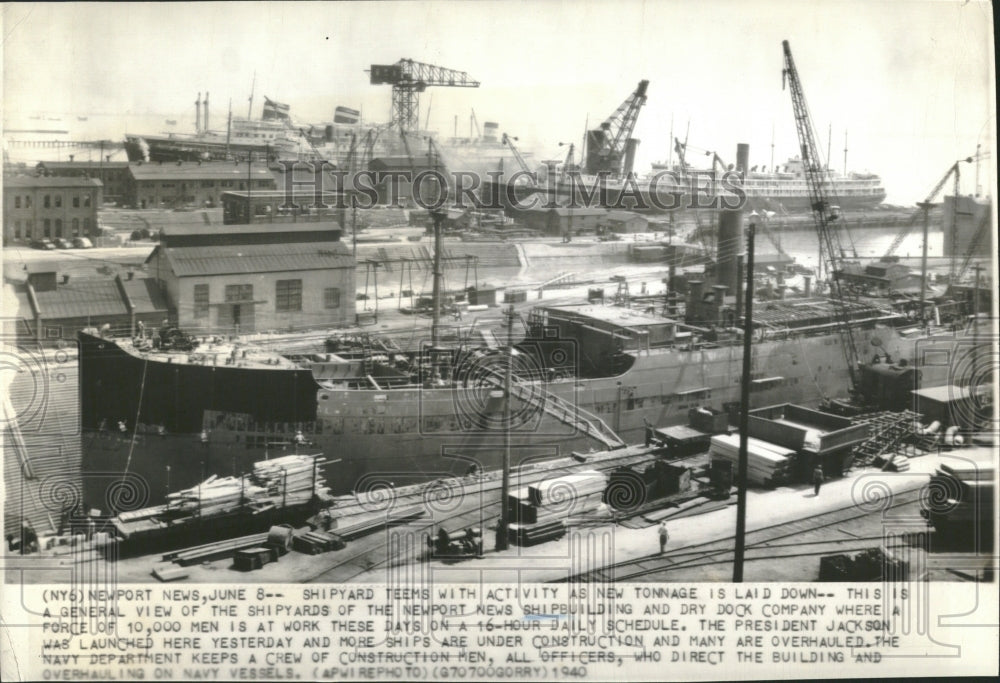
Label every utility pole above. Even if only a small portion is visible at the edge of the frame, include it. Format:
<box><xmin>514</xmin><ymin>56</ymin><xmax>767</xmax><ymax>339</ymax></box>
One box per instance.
<box><xmin>918</xmin><ymin>201</ymin><xmax>934</xmax><ymax>327</ymax></box>
<box><xmin>843</xmin><ymin>129</ymin><xmax>848</xmax><ymax>176</ymax></box>
<box><xmin>497</xmin><ymin>304</ymin><xmax>515</xmax><ymax>552</ymax></box>
<box><xmin>733</xmin><ymin>219</ymin><xmax>756</xmax><ymax>583</ymax></box>
<box><xmin>430</xmin><ymin>209</ymin><xmax>445</xmax><ymax>347</ymax></box>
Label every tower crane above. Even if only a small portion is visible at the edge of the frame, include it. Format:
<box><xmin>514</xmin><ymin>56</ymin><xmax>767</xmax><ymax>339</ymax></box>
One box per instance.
<box><xmin>584</xmin><ymin>80</ymin><xmax>649</xmax><ymax>177</ymax></box>
<box><xmin>369</xmin><ymin>59</ymin><xmax>480</xmax><ymax>132</ymax></box>
<box><xmin>782</xmin><ymin>40</ymin><xmax>865</xmax><ymax>397</ymax></box>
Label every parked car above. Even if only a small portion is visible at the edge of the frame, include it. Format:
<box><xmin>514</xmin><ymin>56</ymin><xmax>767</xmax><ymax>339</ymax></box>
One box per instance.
<box><xmin>72</xmin><ymin>237</ymin><xmax>94</xmax><ymax>248</ymax></box>
<box><xmin>30</xmin><ymin>239</ymin><xmax>57</xmax><ymax>250</ymax></box>
<box><xmin>54</xmin><ymin>237</ymin><xmax>73</xmax><ymax>249</ymax></box>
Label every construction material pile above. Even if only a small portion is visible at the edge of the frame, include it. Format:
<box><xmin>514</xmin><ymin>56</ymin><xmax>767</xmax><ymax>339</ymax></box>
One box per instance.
<box><xmin>508</xmin><ymin>470</ymin><xmax>609</xmax><ymax>545</ymax></box>
<box><xmin>167</xmin><ymin>476</ymin><xmax>268</xmax><ymax>516</ymax></box>
<box><xmin>165</xmin><ymin>454</ymin><xmax>329</xmax><ymax>516</ymax></box>
<box><xmin>709</xmin><ymin>434</ymin><xmax>795</xmax><ymax>487</ymax></box>
<box><xmin>252</xmin><ymin>455</ymin><xmax>331</xmax><ymax>506</ymax></box>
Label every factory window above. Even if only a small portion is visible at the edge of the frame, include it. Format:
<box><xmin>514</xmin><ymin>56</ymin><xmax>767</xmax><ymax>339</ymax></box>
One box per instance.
<box><xmin>73</xmin><ymin>195</ymin><xmax>80</xmax><ymax>208</ymax></box>
<box><xmin>54</xmin><ymin>219</ymin><xmax>63</xmax><ymax>237</ymax></box>
<box><xmin>193</xmin><ymin>284</ymin><xmax>209</xmax><ymax>319</ymax></box>
<box><xmin>83</xmin><ymin>195</ymin><xmax>91</xmax><ymax>208</ymax></box>
<box><xmin>14</xmin><ymin>221</ymin><xmax>21</xmax><ymax>238</ymax></box>
<box><xmin>54</xmin><ymin>194</ymin><xmax>62</xmax><ymax>208</ymax></box>
<box><xmin>83</xmin><ymin>218</ymin><xmax>91</xmax><ymax>234</ymax></box>
<box><xmin>26</xmin><ymin>219</ymin><xmax>33</xmax><ymax>234</ymax></box>
<box><xmin>44</xmin><ymin>195</ymin><xmax>51</xmax><ymax>208</ymax></box>
<box><xmin>25</xmin><ymin>196</ymin><xmax>32</xmax><ymax>208</ymax></box>
<box><xmin>225</xmin><ymin>284</ymin><xmax>253</xmax><ymax>303</ymax></box>
<box><xmin>43</xmin><ymin>219</ymin><xmax>51</xmax><ymax>236</ymax></box>
<box><xmin>201</xmin><ymin>180</ymin><xmax>214</xmax><ymax>188</ymax></box>
<box><xmin>72</xmin><ymin>218</ymin><xmax>80</xmax><ymax>236</ymax></box>
<box><xmin>45</xmin><ymin>326</ymin><xmax>63</xmax><ymax>339</ymax></box>
<box><xmin>324</xmin><ymin>287</ymin><xmax>341</xmax><ymax>309</ymax></box>
<box><xmin>14</xmin><ymin>196</ymin><xmax>21</xmax><ymax>209</ymax></box>
<box><xmin>275</xmin><ymin>279</ymin><xmax>302</xmax><ymax>312</ymax></box>
<box><xmin>161</xmin><ymin>183</ymin><xmax>175</xmax><ymax>189</ymax></box>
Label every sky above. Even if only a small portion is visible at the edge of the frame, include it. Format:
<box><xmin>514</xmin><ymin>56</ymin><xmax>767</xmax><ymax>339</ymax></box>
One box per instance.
<box><xmin>2</xmin><ymin>0</ymin><xmax>995</xmax><ymax>205</ymax></box>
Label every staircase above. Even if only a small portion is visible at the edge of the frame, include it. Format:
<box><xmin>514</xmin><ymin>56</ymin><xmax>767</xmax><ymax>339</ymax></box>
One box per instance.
<box><xmin>478</xmin><ymin>366</ymin><xmax>625</xmax><ymax>450</ymax></box>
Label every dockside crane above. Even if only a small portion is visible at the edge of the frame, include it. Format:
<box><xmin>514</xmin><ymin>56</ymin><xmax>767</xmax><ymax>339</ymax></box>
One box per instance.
<box><xmin>501</xmin><ymin>133</ymin><xmax>532</xmax><ymax>176</ymax></box>
<box><xmin>782</xmin><ymin>40</ymin><xmax>865</xmax><ymax>397</ymax></box>
<box><xmin>584</xmin><ymin>80</ymin><xmax>649</xmax><ymax>177</ymax></box>
<box><xmin>369</xmin><ymin>59</ymin><xmax>481</xmax><ymax>133</ymax></box>
<box><xmin>882</xmin><ymin>158</ymin><xmax>971</xmax><ymax>260</ymax></box>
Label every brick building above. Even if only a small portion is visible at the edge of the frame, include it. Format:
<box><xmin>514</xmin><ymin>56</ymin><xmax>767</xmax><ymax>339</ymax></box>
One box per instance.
<box><xmin>145</xmin><ymin>222</ymin><xmax>355</xmax><ymax>333</ymax></box>
<box><xmin>36</xmin><ymin>159</ymin><xmax>130</xmax><ymax>204</ymax></box>
<box><xmin>124</xmin><ymin>161</ymin><xmax>276</xmax><ymax>209</ymax></box>
<box><xmin>3</xmin><ymin>174</ymin><xmax>102</xmax><ymax>243</ymax></box>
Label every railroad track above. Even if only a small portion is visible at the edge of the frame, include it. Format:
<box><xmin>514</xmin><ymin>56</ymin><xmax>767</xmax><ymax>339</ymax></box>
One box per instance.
<box><xmin>303</xmin><ymin>449</ymin><xmax>707</xmax><ymax>583</ymax></box>
<box><xmin>555</xmin><ymin>487</ymin><xmax>926</xmax><ymax>583</ymax></box>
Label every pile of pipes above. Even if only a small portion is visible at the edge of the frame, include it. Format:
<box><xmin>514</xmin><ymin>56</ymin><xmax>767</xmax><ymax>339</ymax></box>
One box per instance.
<box><xmin>507</xmin><ymin>470</ymin><xmax>608</xmax><ymax>545</ymax></box>
<box><xmin>709</xmin><ymin>434</ymin><xmax>795</xmax><ymax>487</ymax></box>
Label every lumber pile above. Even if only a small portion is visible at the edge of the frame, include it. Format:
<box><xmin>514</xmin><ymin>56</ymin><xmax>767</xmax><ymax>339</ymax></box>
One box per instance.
<box><xmin>161</xmin><ymin>454</ymin><xmax>329</xmax><ymax>518</ymax></box>
<box><xmin>292</xmin><ymin>530</ymin><xmax>346</xmax><ymax>554</ymax></box>
<box><xmin>253</xmin><ymin>454</ymin><xmax>331</xmax><ymax>505</ymax></box>
<box><xmin>709</xmin><ymin>434</ymin><xmax>796</xmax><ymax>487</ymax></box>
<box><xmin>507</xmin><ymin>471</ymin><xmax>609</xmax><ymax>545</ymax></box>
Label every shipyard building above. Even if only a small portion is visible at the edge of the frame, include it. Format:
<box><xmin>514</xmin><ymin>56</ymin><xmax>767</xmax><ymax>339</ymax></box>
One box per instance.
<box><xmin>146</xmin><ymin>222</ymin><xmax>355</xmax><ymax>333</ymax></box>
<box><xmin>3</xmin><ymin>174</ymin><xmax>102</xmax><ymax>243</ymax></box>
<box><xmin>36</xmin><ymin>159</ymin><xmax>130</xmax><ymax>205</ymax></box>
<box><xmin>123</xmin><ymin>161</ymin><xmax>277</xmax><ymax>209</ymax></box>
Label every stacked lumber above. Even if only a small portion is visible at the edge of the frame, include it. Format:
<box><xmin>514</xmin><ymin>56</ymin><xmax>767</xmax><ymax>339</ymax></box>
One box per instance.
<box><xmin>166</xmin><ymin>476</ymin><xmax>268</xmax><ymax>516</ymax></box>
<box><xmin>292</xmin><ymin>530</ymin><xmax>345</xmax><ymax>554</ymax></box>
<box><xmin>329</xmin><ymin>504</ymin><xmax>425</xmax><ymax>540</ymax></box>
<box><xmin>160</xmin><ymin>454</ymin><xmax>329</xmax><ymax>518</ymax></box>
<box><xmin>709</xmin><ymin>434</ymin><xmax>795</xmax><ymax>487</ymax></box>
<box><xmin>252</xmin><ymin>455</ymin><xmax>330</xmax><ymax>506</ymax></box>
<box><xmin>509</xmin><ymin>471</ymin><xmax>608</xmax><ymax>545</ymax></box>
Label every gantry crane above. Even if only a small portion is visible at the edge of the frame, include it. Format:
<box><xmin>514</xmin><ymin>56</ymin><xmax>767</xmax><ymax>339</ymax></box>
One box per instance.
<box><xmin>370</xmin><ymin>59</ymin><xmax>481</xmax><ymax>132</ymax></box>
<box><xmin>584</xmin><ymin>80</ymin><xmax>649</xmax><ymax>177</ymax></box>
<box><xmin>782</xmin><ymin>40</ymin><xmax>864</xmax><ymax>395</ymax></box>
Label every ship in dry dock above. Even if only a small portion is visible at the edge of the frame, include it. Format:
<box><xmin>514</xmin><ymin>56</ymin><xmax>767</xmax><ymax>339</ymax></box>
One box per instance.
<box><xmin>78</xmin><ymin>288</ymin><xmax>950</xmax><ymax>510</ymax></box>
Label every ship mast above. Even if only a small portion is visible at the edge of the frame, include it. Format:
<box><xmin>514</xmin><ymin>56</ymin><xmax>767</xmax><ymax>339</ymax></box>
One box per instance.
<box><xmin>247</xmin><ymin>71</ymin><xmax>256</xmax><ymax>120</ymax></box>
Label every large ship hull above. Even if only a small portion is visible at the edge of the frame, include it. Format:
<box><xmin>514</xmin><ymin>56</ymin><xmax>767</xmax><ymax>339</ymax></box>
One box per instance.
<box><xmin>78</xmin><ymin>322</ymin><xmax>959</xmax><ymax>510</ymax></box>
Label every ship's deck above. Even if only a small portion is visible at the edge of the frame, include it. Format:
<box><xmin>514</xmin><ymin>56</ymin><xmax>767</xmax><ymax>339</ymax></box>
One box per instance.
<box><xmin>109</xmin><ymin>335</ymin><xmax>303</xmax><ymax>370</ymax></box>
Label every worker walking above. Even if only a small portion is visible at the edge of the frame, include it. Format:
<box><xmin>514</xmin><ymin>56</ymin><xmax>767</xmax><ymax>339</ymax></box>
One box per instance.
<box><xmin>813</xmin><ymin>464</ymin><xmax>824</xmax><ymax>496</ymax></box>
<box><xmin>658</xmin><ymin>522</ymin><xmax>669</xmax><ymax>554</ymax></box>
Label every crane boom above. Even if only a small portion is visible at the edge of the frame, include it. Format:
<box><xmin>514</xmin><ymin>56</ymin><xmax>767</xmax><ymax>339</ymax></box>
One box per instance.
<box><xmin>883</xmin><ymin>159</ymin><xmax>971</xmax><ymax>259</ymax></box>
<box><xmin>501</xmin><ymin>133</ymin><xmax>532</xmax><ymax>176</ymax></box>
<box><xmin>782</xmin><ymin>40</ymin><xmax>863</xmax><ymax>393</ymax></box>
<box><xmin>370</xmin><ymin>59</ymin><xmax>481</xmax><ymax>132</ymax></box>
<box><xmin>584</xmin><ymin>80</ymin><xmax>649</xmax><ymax>177</ymax></box>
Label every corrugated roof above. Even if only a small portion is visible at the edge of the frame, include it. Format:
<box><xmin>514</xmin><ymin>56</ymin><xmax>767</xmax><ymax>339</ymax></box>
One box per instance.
<box><xmin>161</xmin><ymin>220</ymin><xmax>342</xmax><ymax>237</ymax></box>
<box><xmin>606</xmin><ymin>210</ymin><xmax>646</xmax><ymax>222</ymax></box>
<box><xmin>32</xmin><ymin>280</ymin><xmax>128</xmax><ymax>319</ymax></box>
<box><xmin>4</xmin><ymin>175</ymin><xmax>103</xmax><ymax>189</ymax></box>
<box><xmin>128</xmin><ymin>161</ymin><xmax>274</xmax><ymax>182</ymax></box>
<box><xmin>121</xmin><ymin>278</ymin><xmax>170</xmax><ymax>314</ymax></box>
<box><xmin>38</xmin><ymin>161</ymin><xmax>130</xmax><ymax>170</ymax></box>
<box><xmin>159</xmin><ymin>242</ymin><xmax>353</xmax><ymax>277</ymax></box>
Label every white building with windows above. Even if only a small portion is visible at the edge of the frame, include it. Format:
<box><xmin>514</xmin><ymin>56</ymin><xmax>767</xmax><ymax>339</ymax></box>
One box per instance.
<box><xmin>145</xmin><ymin>222</ymin><xmax>355</xmax><ymax>333</ymax></box>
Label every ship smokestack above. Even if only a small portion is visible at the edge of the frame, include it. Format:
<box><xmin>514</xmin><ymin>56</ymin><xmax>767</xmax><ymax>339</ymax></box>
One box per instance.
<box><xmin>195</xmin><ymin>92</ymin><xmax>202</xmax><ymax>134</ymax></box>
<box><xmin>716</xmin><ymin>143</ymin><xmax>749</xmax><ymax>296</ymax></box>
<box><xmin>804</xmin><ymin>275</ymin><xmax>811</xmax><ymax>297</ymax></box>
<box><xmin>204</xmin><ymin>92</ymin><xmax>209</xmax><ymax>132</ymax></box>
